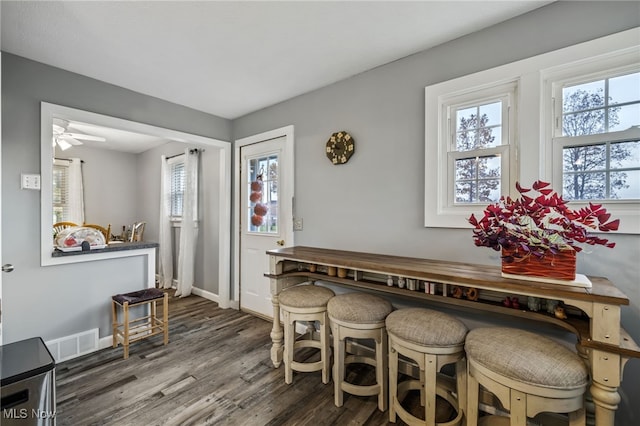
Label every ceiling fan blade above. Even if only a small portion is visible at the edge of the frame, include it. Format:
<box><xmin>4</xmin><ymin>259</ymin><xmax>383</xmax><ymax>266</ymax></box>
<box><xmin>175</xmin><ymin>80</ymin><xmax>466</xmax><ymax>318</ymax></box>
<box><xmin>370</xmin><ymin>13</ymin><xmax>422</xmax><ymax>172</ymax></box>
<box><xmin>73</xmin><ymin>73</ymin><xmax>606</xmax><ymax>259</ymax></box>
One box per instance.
<box><xmin>64</xmin><ymin>132</ymin><xmax>106</xmax><ymax>142</ymax></box>
<box><xmin>60</xmin><ymin>136</ymin><xmax>84</xmax><ymax>145</ymax></box>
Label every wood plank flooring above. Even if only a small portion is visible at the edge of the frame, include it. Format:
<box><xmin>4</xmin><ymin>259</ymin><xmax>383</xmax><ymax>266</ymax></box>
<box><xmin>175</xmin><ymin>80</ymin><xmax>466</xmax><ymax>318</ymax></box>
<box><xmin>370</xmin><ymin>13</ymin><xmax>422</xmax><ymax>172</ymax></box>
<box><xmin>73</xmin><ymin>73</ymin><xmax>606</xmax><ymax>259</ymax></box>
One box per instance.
<box><xmin>55</xmin><ymin>291</ymin><xmax>449</xmax><ymax>425</ymax></box>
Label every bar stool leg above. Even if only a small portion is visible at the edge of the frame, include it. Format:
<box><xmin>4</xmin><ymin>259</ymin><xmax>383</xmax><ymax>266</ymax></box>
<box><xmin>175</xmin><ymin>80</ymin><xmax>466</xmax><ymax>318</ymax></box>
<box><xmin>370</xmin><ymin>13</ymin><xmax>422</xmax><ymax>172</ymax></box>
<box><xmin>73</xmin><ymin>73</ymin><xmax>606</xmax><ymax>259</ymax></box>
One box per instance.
<box><xmin>320</xmin><ymin>311</ymin><xmax>331</xmax><ymax>384</ymax></box>
<box><xmin>511</xmin><ymin>389</ymin><xmax>527</xmax><ymax>426</ymax></box>
<box><xmin>123</xmin><ymin>301</ymin><xmax>130</xmax><ymax>359</ymax></box>
<box><xmin>425</xmin><ymin>353</ymin><xmax>437</xmax><ymax>425</ymax></box>
<box><xmin>456</xmin><ymin>357</ymin><xmax>467</xmax><ymax>422</ymax></box>
<box><xmin>284</xmin><ymin>310</ymin><xmax>294</xmax><ymax>384</ymax></box>
<box><xmin>467</xmin><ymin>362</ymin><xmax>480</xmax><ymax>426</ymax></box>
<box><xmin>570</xmin><ymin>407</ymin><xmax>586</xmax><ymax>426</ymax></box>
<box><xmin>389</xmin><ymin>345</ymin><xmax>399</xmax><ymax>422</ymax></box>
<box><xmin>333</xmin><ymin>329</ymin><xmax>346</xmax><ymax>407</ymax></box>
<box><xmin>376</xmin><ymin>329</ymin><xmax>388</xmax><ymax>411</ymax></box>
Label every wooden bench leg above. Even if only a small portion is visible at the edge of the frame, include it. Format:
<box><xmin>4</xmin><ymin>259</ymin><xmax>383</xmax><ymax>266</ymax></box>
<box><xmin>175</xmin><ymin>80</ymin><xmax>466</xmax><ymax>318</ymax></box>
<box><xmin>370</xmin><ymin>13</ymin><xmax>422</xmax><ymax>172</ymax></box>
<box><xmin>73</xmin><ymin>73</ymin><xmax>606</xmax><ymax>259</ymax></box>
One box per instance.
<box><xmin>111</xmin><ymin>300</ymin><xmax>118</xmax><ymax>348</ymax></box>
<box><xmin>163</xmin><ymin>293</ymin><xmax>169</xmax><ymax>345</ymax></box>
<box><xmin>123</xmin><ymin>301</ymin><xmax>130</xmax><ymax>359</ymax></box>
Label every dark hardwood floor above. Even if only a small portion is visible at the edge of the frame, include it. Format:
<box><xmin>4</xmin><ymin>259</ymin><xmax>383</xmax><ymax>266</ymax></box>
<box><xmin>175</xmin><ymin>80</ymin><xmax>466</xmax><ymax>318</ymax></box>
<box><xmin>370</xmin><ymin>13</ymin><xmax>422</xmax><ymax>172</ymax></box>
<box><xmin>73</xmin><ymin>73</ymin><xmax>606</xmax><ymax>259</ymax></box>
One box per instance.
<box><xmin>56</xmin><ymin>291</ymin><xmax>427</xmax><ymax>426</ymax></box>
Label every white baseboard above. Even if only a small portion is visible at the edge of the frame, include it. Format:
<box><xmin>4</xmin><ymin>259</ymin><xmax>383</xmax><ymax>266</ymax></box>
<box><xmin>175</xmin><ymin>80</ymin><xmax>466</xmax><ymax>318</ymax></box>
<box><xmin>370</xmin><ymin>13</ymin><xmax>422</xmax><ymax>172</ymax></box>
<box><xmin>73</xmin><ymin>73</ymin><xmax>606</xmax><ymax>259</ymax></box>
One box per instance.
<box><xmin>191</xmin><ymin>286</ymin><xmax>220</xmax><ymax>304</ymax></box>
<box><xmin>99</xmin><ymin>335</ymin><xmax>114</xmax><ymax>350</ymax></box>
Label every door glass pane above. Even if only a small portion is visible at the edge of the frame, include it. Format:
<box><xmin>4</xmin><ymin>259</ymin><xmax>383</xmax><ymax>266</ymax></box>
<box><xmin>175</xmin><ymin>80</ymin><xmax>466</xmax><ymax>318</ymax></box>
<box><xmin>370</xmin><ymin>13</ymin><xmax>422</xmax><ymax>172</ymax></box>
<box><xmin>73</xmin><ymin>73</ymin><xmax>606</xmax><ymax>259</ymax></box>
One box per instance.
<box><xmin>247</xmin><ymin>153</ymin><xmax>279</xmax><ymax>233</ymax></box>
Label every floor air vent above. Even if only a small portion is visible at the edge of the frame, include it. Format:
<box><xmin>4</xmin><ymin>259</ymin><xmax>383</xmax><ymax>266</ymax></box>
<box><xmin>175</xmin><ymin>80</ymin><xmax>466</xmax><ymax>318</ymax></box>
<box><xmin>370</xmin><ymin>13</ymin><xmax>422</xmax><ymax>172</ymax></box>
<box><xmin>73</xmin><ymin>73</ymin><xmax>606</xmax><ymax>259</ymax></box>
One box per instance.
<box><xmin>45</xmin><ymin>328</ymin><xmax>99</xmax><ymax>362</ymax></box>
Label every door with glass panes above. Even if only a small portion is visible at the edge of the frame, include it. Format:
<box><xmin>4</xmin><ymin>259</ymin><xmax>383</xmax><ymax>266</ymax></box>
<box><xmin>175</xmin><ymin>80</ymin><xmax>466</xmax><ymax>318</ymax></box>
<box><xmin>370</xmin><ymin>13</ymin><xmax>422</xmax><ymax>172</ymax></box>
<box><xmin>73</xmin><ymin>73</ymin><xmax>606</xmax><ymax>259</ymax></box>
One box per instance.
<box><xmin>240</xmin><ymin>136</ymin><xmax>292</xmax><ymax>318</ymax></box>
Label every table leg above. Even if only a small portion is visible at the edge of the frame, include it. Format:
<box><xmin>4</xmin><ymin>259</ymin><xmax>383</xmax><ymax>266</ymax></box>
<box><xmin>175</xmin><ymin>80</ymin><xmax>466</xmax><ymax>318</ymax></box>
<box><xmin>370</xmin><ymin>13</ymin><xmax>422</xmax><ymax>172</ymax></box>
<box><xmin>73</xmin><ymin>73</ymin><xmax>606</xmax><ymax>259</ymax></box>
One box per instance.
<box><xmin>270</xmin><ymin>293</ymin><xmax>283</xmax><ymax>368</ymax></box>
<box><xmin>590</xmin><ymin>381</ymin><xmax>620</xmax><ymax>426</ymax></box>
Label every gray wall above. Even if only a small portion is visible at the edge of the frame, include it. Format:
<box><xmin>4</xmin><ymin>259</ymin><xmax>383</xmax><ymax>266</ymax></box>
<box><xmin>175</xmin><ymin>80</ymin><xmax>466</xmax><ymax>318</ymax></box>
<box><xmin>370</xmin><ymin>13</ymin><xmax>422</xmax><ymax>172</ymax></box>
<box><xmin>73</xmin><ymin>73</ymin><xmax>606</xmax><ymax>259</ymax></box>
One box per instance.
<box><xmin>232</xmin><ymin>2</ymin><xmax>640</xmax><ymax>423</ymax></box>
<box><xmin>1</xmin><ymin>53</ymin><xmax>231</xmax><ymax>345</ymax></box>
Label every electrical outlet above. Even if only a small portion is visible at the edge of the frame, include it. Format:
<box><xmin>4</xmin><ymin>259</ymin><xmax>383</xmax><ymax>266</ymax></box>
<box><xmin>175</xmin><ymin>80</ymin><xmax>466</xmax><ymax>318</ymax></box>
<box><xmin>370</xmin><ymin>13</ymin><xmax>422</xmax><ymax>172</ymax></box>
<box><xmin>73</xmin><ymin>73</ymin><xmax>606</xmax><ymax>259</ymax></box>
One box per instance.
<box><xmin>293</xmin><ymin>218</ymin><xmax>303</xmax><ymax>231</ymax></box>
<box><xmin>21</xmin><ymin>173</ymin><xmax>41</xmax><ymax>190</ymax></box>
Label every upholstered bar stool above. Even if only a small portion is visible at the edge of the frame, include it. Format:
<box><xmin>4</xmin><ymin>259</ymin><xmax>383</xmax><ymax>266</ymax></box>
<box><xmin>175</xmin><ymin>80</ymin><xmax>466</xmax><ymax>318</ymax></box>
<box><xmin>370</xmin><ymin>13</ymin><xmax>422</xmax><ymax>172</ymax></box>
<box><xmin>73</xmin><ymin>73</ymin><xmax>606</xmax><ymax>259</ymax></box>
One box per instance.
<box><xmin>386</xmin><ymin>308</ymin><xmax>468</xmax><ymax>426</ymax></box>
<box><xmin>327</xmin><ymin>292</ymin><xmax>393</xmax><ymax>411</ymax></box>
<box><xmin>112</xmin><ymin>288</ymin><xmax>169</xmax><ymax>359</ymax></box>
<box><xmin>465</xmin><ymin>327</ymin><xmax>589</xmax><ymax>426</ymax></box>
<box><xmin>279</xmin><ymin>284</ymin><xmax>336</xmax><ymax>384</ymax></box>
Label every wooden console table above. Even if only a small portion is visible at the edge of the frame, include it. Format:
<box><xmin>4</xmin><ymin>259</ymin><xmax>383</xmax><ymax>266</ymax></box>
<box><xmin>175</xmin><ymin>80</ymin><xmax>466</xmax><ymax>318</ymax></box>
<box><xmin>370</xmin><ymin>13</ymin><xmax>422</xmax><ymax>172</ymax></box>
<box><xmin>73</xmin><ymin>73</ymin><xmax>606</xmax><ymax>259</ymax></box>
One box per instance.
<box><xmin>266</xmin><ymin>246</ymin><xmax>639</xmax><ymax>426</ymax></box>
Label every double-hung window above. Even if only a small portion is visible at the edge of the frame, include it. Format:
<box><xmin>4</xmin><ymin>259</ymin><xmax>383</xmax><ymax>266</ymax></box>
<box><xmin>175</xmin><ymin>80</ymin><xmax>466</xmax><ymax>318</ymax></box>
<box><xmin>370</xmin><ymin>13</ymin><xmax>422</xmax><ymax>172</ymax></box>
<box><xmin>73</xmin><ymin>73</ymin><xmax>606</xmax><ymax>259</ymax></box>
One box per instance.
<box><xmin>551</xmin><ymin>68</ymin><xmax>640</xmax><ymax>202</ymax></box>
<box><xmin>426</xmin><ymin>81</ymin><xmax>517</xmax><ymax>226</ymax></box>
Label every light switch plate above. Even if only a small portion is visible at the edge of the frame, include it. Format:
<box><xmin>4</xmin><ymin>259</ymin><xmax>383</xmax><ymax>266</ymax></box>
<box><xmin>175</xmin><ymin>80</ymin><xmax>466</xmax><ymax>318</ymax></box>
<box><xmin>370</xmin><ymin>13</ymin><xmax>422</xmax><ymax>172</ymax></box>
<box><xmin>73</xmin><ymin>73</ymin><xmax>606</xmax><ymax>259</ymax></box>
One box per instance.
<box><xmin>21</xmin><ymin>173</ymin><xmax>41</xmax><ymax>190</ymax></box>
<box><xmin>293</xmin><ymin>218</ymin><xmax>303</xmax><ymax>231</ymax></box>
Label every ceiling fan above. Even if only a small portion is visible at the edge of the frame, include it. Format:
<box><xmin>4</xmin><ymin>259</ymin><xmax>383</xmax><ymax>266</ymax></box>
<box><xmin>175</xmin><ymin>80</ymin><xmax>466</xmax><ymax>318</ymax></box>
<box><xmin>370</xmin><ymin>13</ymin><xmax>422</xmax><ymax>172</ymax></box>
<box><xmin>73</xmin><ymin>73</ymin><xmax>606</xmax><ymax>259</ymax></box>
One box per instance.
<box><xmin>52</xmin><ymin>118</ymin><xmax>106</xmax><ymax>151</ymax></box>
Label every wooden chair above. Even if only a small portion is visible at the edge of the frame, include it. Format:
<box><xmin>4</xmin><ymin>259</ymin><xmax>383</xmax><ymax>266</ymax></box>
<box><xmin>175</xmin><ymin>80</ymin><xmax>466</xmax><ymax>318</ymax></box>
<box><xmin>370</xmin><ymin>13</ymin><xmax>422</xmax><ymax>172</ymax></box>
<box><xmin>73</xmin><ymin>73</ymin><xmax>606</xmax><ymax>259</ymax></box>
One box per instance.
<box><xmin>131</xmin><ymin>221</ymin><xmax>146</xmax><ymax>242</ymax></box>
<box><xmin>83</xmin><ymin>223</ymin><xmax>111</xmax><ymax>243</ymax></box>
<box><xmin>53</xmin><ymin>221</ymin><xmax>78</xmax><ymax>237</ymax></box>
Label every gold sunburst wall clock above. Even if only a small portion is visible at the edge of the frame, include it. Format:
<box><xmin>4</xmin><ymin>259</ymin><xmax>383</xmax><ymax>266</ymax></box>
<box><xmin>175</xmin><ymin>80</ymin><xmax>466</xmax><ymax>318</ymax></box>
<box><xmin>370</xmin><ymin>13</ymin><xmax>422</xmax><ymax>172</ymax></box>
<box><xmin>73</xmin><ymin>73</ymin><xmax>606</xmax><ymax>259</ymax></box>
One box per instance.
<box><xmin>326</xmin><ymin>131</ymin><xmax>355</xmax><ymax>165</ymax></box>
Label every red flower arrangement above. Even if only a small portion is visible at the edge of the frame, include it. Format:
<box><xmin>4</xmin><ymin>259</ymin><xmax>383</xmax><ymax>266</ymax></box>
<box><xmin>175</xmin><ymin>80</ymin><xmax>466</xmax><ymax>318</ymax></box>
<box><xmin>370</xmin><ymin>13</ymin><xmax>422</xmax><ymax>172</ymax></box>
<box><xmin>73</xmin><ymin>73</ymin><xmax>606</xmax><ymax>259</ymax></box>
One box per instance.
<box><xmin>468</xmin><ymin>180</ymin><xmax>619</xmax><ymax>263</ymax></box>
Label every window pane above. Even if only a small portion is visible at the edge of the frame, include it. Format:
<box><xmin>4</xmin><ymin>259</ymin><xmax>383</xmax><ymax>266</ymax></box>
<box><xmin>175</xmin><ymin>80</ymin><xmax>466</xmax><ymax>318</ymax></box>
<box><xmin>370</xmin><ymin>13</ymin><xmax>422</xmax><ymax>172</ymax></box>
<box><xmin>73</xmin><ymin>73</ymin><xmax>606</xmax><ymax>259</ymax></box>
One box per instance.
<box><xmin>477</xmin><ymin>155</ymin><xmax>501</xmax><ymax>178</ymax></box>
<box><xmin>563</xmin><ymin>171</ymin><xmax>607</xmax><ymax>200</ymax></box>
<box><xmin>563</xmin><ymin>80</ymin><xmax>604</xmax><ymax>113</ymax></box>
<box><xmin>611</xmin><ymin>140</ymin><xmax>640</xmax><ymax>168</ymax></box>
<box><xmin>477</xmin><ymin>179</ymin><xmax>501</xmax><ymax>202</ymax></box>
<box><xmin>456</xmin><ymin>106</ymin><xmax>477</xmax><ymax>131</ymax></box>
<box><xmin>611</xmin><ymin>170</ymin><xmax>640</xmax><ymax>199</ymax></box>
<box><xmin>479</xmin><ymin>126</ymin><xmax>500</xmax><ymax>148</ymax></box>
<box><xmin>609</xmin><ymin>72</ymin><xmax>640</xmax><ymax>105</ymax></box>
<box><xmin>563</xmin><ymin>110</ymin><xmax>605</xmax><ymax>136</ymax></box>
<box><xmin>456</xmin><ymin>130</ymin><xmax>477</xmax><ymax>151</ymax></box>
<box><xmin>479</xmin><ymin>102</ymin><xmax>502</xmax><ymax>126</ymax></box>
<box><xmin>455</xmin><ymin>181</ymin><xmax>475</xmax><ymax>203</ymax></box>
<box><xmin>455</xmin><ymin>158</ymin><xmax>475</xmax><ymax>180</ymax></box>
<box><xmin>608</xmin><ymin>103</ymin><xmax>640</xmax><ymax>132</ymax></box>
<box><xmin>563</xmin><ymin>144</ymin><xmax>606</xmax><ymax>173</ymax></box>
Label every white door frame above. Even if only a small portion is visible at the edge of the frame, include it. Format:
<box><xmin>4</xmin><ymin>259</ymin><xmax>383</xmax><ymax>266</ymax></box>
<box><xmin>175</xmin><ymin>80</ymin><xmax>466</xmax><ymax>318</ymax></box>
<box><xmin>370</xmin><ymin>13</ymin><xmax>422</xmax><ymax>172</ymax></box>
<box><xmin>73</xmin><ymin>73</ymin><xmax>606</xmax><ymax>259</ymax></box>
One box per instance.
<box><xmin>233</xmin><ymin>125</ymin><xmax>295</xmax><ymax>309</ymax></box>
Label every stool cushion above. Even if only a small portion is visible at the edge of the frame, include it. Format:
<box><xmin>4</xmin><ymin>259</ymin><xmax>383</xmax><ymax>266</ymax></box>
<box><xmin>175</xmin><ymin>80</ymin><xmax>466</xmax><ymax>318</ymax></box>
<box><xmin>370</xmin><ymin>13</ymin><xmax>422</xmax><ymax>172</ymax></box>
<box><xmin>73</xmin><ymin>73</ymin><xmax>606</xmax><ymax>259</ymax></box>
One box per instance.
<box><xmin>279</xmin><ymin>285</ymin><xmax>335</xmax><ymax>308</ymax></box>
<box><xmin>112</xmin><ymin>288</ymin><xmax>165</xmax><ymax>304</ymax></box>
<box><xmin>386</xmin><ymin>308</ymin><xmax>468</xmax><ymax>347</ymax></box>
<box><xmin>465</xmin><ymin>327</ymin><xmax>588</xmax><ymax>390</ymax></box>
<box><xmin>327</xmin><ymin>293</ymin><xmax>393</xmax><ymax>324</ymax></box>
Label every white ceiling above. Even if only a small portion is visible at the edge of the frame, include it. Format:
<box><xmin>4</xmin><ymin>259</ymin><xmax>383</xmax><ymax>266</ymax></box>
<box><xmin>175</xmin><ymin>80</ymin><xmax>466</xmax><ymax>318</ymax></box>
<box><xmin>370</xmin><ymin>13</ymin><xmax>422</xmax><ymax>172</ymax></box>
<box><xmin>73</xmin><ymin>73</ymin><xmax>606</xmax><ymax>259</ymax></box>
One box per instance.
<box><xmin>2</xmin><ymin>1</ymin><xmax>552</xmax><ymax>120</ymax></box>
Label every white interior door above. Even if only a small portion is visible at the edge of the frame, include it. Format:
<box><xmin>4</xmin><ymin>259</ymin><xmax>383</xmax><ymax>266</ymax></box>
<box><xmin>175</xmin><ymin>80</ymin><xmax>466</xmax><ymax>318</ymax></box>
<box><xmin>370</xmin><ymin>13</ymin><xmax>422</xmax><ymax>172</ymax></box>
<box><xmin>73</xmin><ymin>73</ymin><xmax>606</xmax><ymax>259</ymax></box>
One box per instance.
<box><xmin>239</xmin><ymin>135</ymin><xmax>293</xmax><ymax>318</ymax></box>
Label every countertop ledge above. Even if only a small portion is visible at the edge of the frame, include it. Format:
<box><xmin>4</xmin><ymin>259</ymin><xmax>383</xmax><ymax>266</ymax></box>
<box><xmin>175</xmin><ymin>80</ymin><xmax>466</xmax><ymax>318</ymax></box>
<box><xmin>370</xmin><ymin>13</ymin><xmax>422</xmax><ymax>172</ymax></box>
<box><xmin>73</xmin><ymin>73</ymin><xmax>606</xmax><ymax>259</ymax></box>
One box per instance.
<box><xmin>52</xmin><ymin>241</ymin><xmax>158</xmax><ymax>257</ymax></box>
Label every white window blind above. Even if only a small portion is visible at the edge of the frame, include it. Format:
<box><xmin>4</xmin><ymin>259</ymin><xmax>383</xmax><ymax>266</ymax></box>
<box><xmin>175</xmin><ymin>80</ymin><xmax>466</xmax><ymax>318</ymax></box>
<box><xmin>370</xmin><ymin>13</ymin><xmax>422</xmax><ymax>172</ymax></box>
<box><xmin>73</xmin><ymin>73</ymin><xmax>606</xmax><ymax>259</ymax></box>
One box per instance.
<box><xmin>170</xmin><ymin>159</ymin><xmax>185</xmax><ymax>218</ymax></box>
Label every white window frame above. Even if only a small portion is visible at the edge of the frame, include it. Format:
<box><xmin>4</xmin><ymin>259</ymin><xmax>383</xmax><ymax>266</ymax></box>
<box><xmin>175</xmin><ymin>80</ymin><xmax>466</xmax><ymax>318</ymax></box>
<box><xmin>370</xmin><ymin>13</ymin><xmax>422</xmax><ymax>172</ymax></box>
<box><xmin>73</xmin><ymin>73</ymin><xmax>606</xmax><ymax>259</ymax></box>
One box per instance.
<box><xmin>543</xmin><ymin>48</ymin><xmax>640</xmax><ymax>233</ymax></box>
<box><xmin>425</xmin><ymin>27</ymin><xmax>639</xmax><ymax>233</ymax></box>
